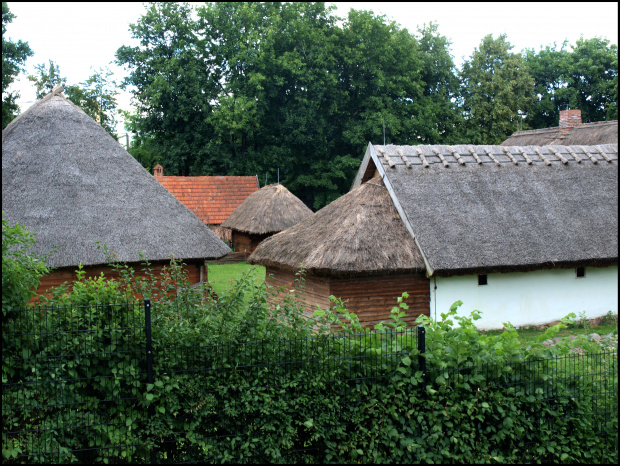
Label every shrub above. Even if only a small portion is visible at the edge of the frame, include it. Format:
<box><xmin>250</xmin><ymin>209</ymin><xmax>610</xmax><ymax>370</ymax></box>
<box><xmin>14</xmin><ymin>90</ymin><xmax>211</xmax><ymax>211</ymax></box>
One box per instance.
<box><xmin>2</xmin><ymin>212</ymin><xmax>52</xmax><ymax>313</ymax></box>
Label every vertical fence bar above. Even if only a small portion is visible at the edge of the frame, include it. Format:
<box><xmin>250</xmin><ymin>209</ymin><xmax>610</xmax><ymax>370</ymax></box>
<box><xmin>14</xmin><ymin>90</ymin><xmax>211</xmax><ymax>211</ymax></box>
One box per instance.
<box><xmin>144</xmin><ymin>299</ymin><xmax>156</xmax><ymax>463</ymax></box>
<box><xmin>417</xmin><ymin>325</ymin><xmax>426</xmax><ymax>397</ymax></box>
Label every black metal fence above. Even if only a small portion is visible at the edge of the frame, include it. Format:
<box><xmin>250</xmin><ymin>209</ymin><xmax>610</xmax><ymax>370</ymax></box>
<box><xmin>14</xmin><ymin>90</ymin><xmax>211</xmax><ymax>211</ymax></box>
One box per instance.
<box><xmin>2</xmin><ymin>299</ymin><xmax>618</xmax><ymax>463</ymax></box>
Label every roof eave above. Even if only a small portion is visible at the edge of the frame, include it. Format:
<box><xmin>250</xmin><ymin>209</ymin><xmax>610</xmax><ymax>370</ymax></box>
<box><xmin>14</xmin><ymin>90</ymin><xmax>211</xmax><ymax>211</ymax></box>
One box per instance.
<box><xmin>368</xmin><ymin>143</ymin><xmax>435</xmax><ymax>278</ymax></box>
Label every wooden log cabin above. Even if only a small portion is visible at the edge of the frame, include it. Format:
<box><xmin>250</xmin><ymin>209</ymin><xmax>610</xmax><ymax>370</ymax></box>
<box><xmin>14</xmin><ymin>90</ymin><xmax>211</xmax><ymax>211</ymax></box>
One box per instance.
<box><xmin>249</xmin><ymin>178</ymin><xmax>430</xmax><ymax>328</ymax></box>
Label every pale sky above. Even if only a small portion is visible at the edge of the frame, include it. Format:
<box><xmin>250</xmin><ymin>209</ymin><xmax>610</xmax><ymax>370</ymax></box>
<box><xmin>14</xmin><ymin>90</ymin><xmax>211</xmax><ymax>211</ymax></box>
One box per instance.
<box><xmin>4</xmin><ymin>2</ymin><xmax>618</xmax><ymax>140</ymax></box>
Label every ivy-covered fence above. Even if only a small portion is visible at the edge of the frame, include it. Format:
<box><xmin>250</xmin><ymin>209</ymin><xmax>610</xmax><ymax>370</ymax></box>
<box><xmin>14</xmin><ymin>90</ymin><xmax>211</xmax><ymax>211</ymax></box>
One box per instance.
<box><xmin>2</xmin><ymin>299</ymin><xmax>618</xmax><ymax>463</ymax></box>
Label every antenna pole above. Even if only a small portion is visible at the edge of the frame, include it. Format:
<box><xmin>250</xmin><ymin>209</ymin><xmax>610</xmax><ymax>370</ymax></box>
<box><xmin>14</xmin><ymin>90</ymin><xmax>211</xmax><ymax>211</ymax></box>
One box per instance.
<box><xmin>382</xmin><ymin>114</ymin><xmax>385</xmax><ymax>145</ymax></box>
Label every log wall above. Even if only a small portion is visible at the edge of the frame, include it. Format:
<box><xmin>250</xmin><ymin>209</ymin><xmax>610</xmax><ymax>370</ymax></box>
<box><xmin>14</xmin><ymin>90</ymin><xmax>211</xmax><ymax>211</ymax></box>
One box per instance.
<box><xmin>264</xmin><ymin>267</ymin><xmax>430</xmax><ymax>328</ymax></box>
<box><xmin>265</xmin><ymin>267</ymin><xmax>331</xmax><ymax>318</ymax></box>
<box><xmin>330</xmin><ymin>274</ymin><xmax>430</xmax><ymax>328</ymax></box>
<box><xmin>232</xmin><ymin>231</ymin><xmax>272</xmax><ymax>254</ymax></box>
<box><xmin>33</xmin><ymin>260</ymin><xmax>204</xmax><ymax>302</ymax></box>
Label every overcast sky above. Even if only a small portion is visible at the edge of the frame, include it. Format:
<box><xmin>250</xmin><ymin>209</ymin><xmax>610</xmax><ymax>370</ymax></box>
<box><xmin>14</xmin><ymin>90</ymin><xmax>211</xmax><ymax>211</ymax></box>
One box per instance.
<box><xmin>4</xmin><ymin>2</ymin><xmax>618</xmax><ymax>138</ymax></box>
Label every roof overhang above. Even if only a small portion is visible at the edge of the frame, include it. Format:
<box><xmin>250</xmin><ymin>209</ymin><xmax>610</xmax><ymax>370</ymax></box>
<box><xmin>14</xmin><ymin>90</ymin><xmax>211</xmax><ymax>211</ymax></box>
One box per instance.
<box><xmin>360</xmin><ymin>143</ymin><xmax>435</xmax><ymax>277</ymax></box>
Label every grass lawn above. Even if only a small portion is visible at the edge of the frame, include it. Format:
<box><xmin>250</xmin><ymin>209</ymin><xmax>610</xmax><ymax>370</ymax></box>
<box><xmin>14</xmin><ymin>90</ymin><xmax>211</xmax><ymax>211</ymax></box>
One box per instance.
<box><xmin>207</xmin><ymin>262</ymin><xmax>266</xmax><ymax>300</ymax></box>
<box><xmin>484</xmin><ymin>316</ymin><xmax>618</xmax><ymax>347</ymax></box>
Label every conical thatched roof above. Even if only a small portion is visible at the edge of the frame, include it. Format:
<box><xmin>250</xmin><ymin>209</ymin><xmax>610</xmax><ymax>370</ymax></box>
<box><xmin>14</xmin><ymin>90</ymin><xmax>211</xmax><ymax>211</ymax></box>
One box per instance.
<box><xmin>248</xmin><ymin>178</ymin><xmax>425</xmax><ymax>276</ymax></box>
<box><xmin>222</xmin><ymin>183</ymin><xmax>312</xmax><ymax>234</ymax></box>
<box><xmin>2</xmin><ymin>87</ymin><xmax>230</xmax><ymax>268</ymax></box>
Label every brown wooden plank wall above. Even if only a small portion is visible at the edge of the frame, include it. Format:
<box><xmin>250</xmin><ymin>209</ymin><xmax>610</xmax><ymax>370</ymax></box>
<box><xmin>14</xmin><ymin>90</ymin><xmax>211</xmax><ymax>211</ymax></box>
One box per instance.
<box><xmin>264</xmin><ymin>267</ymin><xmax>430</xmax><ymax>328</ymax></box>
<box><xmin>33</xmin><ymin>260</ymin><xmax>203</xmax><ymax>302</ymax></box>
<box><xmin>265</xmin><ymin>267</ymin><xmax>331</xmax><ymax>318</ymax></box>
<box><xmin>330</xmin><ymin>274</ymin><xmax>430</xmax><ymax>328</ymax></box>
<box><xmin>233</xmin><ymin>231</ymin><xmax>272</xmax><ymax>254</ymax></box>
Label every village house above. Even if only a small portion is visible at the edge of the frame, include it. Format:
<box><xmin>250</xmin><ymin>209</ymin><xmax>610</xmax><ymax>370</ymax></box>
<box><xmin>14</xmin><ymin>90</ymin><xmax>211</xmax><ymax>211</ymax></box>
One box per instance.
<box><xmin>153</xmin><ymin>164</ymin><xmax>259</xmax><ymax>243</ymax></box>
<box><xmin>250</xmin><ymin>143</ymin><xmax>618</xmax><ymax>330</ymax></box>
<box><xmin>2</xmin><ymin>87</ymin><xmax>230</xmax><ymax>297</ymax></box>
<box><xmin>222</xmin><ymin>184</ymin><xmax>312</xmax><ymax>257</ymax></box>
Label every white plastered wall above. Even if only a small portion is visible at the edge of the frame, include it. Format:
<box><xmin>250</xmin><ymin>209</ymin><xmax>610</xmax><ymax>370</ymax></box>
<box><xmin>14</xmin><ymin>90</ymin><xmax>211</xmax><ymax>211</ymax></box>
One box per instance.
<box><xmin>429</xmin><ymin>265</ymin><xmax>618</xmax><ymax>330</ymax></box>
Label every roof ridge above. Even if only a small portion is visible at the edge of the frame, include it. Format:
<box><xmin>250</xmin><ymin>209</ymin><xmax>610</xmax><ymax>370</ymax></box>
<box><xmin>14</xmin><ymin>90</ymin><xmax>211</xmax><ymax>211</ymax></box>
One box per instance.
<box><xmin>371</xmin><ymin>144</ymin><xmax>618</xmax><ymax>169</ymax></box>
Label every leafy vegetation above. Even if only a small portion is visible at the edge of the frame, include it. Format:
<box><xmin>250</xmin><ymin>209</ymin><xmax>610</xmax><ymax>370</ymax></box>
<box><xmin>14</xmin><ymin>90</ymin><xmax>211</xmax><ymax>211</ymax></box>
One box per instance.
<box><xmin>2</xmin><ymin>1</ymin><xmax>33</xmax><ymax>128</ymax></box>
<box><xmin>2</xmin><ymin>246</ymin><xmax>617</xmax><ymax>463</ymax></box>
<box><xmin>114</xmin><ymin>2</ymin><xmax>617</xmax><ymax>210</ymax></box>
<box><xmin>1</xmin><ymin>212</ymin><xmax>51</xmax><ymax>314</ymax></box>
<box><xmin>26</xmin><ymin>59</ymin><xmax>119</xmax><ymax>137</ymax></box>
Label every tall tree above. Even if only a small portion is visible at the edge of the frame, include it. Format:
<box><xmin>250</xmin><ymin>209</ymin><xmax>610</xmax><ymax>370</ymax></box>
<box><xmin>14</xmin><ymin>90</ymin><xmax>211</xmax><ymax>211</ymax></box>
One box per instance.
<box><xmin>117</xmin><ymin>2</ymin><xmax>465</xmax><ymax>209</ymax></box>
<box><xmin>2</xmin><ymin>1</ymin><xmax>33</xmax><ymax>129</ymax></box>
<box><xmin>27</xmin><ymin>60</ymin><xmax>119</xmax><ymax>137</ymax></box>
<box><xmin>116</xmin><ymin>2</ymin><xmax>216</xmax><ymax>176</ymax></box>
<box><xmin>459</xmin><ymin>34</ymin><xmax>534</xmax><ymax>144</ymax></box>
<box><xmin>525</xmin><ymin>37</ymin><xmax>618</xmax><ymax>128</ymax></box>
<box><xmin>523</xmin><ymin>42</ymin><xmax>571</xmax><ymax>129</ymax></box>
<box><xmin>414</xmin><ymin>22</ymin><xmax>464</xmax><ymax>143</ymax></box>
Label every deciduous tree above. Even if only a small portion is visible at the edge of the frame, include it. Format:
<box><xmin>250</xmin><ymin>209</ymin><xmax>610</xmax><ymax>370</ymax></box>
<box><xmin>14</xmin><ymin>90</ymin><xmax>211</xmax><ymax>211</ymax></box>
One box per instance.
<box><xmin>2</xmin><ymin>1</ymin><xmax>33</xmax><ymax>129</ymax></box>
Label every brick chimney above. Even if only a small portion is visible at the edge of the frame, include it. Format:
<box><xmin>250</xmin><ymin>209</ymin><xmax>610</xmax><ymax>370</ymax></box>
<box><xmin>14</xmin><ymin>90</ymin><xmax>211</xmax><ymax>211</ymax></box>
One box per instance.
<box><xmin>559</xmin><ymin>109</ymin><xmax>582</xmax><ymax>135</ymax></box>
<box><xmin>153</xmin><ymin>164</ymin><xmax>163</xmax><ymax>177</ymax></box>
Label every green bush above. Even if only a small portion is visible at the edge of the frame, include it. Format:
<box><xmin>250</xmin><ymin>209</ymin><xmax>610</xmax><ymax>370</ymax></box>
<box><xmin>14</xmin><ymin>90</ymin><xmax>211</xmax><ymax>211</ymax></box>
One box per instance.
<box><xmin>2</xmin><ymin>212</ymin><xmax>52</xmax><ymax>313</ymax></box>
<box><xmin>2</xmin><ymin>253</ymin><xmax>617</xmax><ymax>463</ymax></box>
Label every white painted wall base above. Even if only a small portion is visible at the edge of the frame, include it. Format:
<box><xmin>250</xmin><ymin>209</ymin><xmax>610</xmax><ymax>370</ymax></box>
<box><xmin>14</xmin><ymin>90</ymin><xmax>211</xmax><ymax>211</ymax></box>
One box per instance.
<box><xmin>429</xmin><ymin>265</ymin><xmax>618</xmax><ymax>330</ymax></box>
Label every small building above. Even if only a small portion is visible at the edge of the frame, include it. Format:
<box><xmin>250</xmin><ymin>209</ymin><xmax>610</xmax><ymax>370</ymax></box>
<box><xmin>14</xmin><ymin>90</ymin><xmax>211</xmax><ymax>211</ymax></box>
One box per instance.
<box><xmin>251</xmin><ymin>142</ymin><xmax>618</xmax><ymax>330</ymax></box>
<box><xmin>501</xmin><ymin>109</ymin><xmax>618</xmax><ymax>146</ymax></box>
<box><xmin>248</xmin><ymin>179</ymin><xmax>429</xmax><ymax>328</ymax></box>
<box><xmin>2</xmin><ymin>87</ymin><xmax>230</xmax><ymax>298</ymax></box>
<box><xmin>222</xmin><ymin>184</ymin><xmax>312</xmax><ymax>256</ymax></box>
<box><xmin>153</xmin><ymin>164</ymin><xmax>259</xmax><ymax>243</ymax></box>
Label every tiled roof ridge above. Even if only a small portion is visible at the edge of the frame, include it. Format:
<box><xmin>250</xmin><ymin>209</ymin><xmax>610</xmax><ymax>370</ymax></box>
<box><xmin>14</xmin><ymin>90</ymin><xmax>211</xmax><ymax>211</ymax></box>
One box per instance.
<box><xmin>374</xmin><ymin>144</ymin><xmax>618</xmax><ymax>169</ymax></box>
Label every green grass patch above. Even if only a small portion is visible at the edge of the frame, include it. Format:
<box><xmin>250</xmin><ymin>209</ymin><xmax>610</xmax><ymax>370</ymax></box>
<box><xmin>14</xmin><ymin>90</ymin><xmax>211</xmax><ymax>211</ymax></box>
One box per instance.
<box><xmin>207</xmin><ymin>262</ymin><xmax>266</xmax><ymax>301</ymax></box>
<box><xmin>484</xmin><ymin>315</ymin><xmax>618</xmax><ymax>347</ymax></box>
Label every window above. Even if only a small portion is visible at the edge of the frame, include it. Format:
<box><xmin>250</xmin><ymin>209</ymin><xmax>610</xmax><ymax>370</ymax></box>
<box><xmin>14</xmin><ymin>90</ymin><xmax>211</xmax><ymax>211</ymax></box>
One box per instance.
<box><xmin>576</xmin><ymin>267</ymin><xmax>585</xmax><ymax>278</ymax></box>
<box><xmin>478</xmin><ymin>274</ymin><xmax>488</xmax><ymax>286</ymax></box>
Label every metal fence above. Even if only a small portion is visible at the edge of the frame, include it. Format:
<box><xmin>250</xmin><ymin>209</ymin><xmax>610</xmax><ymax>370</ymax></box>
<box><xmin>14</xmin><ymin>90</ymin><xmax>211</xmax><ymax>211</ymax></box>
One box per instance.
<box><xmin>2</xmin><ymin>299</ymin><xmax>617</xmax><ymax>463</ymax></box>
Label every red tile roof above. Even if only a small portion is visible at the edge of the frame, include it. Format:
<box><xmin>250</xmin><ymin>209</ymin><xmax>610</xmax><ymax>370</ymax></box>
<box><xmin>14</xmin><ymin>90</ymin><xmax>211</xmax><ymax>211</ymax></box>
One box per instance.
<box><xmin>155</xmin><ymin>175</ymin><xmax>260</xmax><ymax>225</ymax></box>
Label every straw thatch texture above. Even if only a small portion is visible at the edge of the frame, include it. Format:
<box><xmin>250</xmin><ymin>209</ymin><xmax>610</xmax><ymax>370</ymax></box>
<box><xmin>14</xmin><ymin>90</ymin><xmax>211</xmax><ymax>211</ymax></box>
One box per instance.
<box><xmin>364</xmin><ymin>143</ymin><xmax>618</xmax><ymax>276</ymax></box>
<box><xmin>501</xmin><ymin>120</ymin><xmax>618</xmax><ymax>146</ymax></box>
<box><xmin>249</xmin><ymin>178</ymin><xmax>425</xmax><ymax>277</ymax></box>
<box><xmin>2</xmin><ymin>89</ymin><xmax>230</xmax><ymax>268</ymax></box>
<box><xmin>222</xmin><ymin>184</ymin><xmax>312</xmax><ymax>234</ymax></box>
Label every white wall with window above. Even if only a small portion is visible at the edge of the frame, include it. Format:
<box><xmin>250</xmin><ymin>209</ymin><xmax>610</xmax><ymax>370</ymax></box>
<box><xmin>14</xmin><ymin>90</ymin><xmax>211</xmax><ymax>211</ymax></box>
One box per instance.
<box><xmin>429</xmin><ymin>265</ymin><xmax>618</xmax><ymax>330</ymax></box>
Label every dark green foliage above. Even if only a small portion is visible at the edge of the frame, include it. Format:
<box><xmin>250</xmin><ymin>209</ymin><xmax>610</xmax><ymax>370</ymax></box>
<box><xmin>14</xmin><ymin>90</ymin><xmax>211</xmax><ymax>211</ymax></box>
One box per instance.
<box><xmin>116</xmin><ymin>3</ymin><xmax>617</xmax><ymax>208</ymax></box>
<box><xmin>525</xmin><ymin>37</ymin><xmax>618</xmax><ymax>128</ymax></box>
<box><xmin>2</xmin><ymin>1</ymin><xmax>33</xmax><ymax>129</ymax></box>
<box><xmin>116</xmin><ymin>3</ymin><xmax>464</xmax><ymax>209</ymax></box>
<box><xmin>459</xmin><ymin>34</ymin><xmax>535</xmax><ymax>144</ymax></box>
<box><xmin>3</xmin><ymin>259</ymin><xmax>617</xmax><ymax>463</ymax></box>
<box><xmin>2</xmin><ymin>212</ymin><xmax>51</xmax><ymax>314</ymax></box>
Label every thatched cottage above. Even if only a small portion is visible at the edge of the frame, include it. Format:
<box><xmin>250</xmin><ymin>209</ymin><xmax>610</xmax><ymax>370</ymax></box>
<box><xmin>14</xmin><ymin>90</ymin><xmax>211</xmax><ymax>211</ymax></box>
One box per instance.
<box><xmin>153</xmin><ymin>164</ymin><xmax>259</xmax><ymax>243</ymax></box>
<box><xmin>222</xmin><ymin>184</ymin><xmax>312</xmax><ymax>256</ymax></box>
<box><xmin>250</xmin><ymin>143</ymin><xmax>618</xmax><ymax>330</ymax></box>
<box><xmin>502</xmin><ymin>109</ymin><xmax>618</xmax><ymax>146</ymax></box>
<box><xmin>2</xmin><ymin>87</ymin><xmax>230</xmax><ymax>297</ymax></box>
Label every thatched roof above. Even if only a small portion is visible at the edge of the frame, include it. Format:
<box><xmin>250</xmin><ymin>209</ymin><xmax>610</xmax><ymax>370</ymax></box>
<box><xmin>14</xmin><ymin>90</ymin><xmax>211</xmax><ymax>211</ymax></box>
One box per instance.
<box><xmin>222</xmin><ymin>184</ymin><xmax>312</xmax><ymax>234</ymax></box>
<box><xmin>351</xmin><ymin>143</ymin><xmax>618</xmax><ymax>276</ymax></box>
<box><xmin>248</xmin><ymin>178</ymin><xmax>425</xmax><ymax>277</ymax></box>
<box><xmin>501</xmin><ymin>120</ymin><xmax>618</xmax><ymax>146</ymax></box>
<box><xmin>2</xmin><ymin>87</ymin><xmax>230</xmax><ymax>268</ymax></box>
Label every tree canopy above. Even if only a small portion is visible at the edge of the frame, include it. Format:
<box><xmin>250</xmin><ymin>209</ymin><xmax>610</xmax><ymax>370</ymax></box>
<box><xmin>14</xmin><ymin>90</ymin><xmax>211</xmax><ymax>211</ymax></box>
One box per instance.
<box><xmin>116</xmin><ymin>2</ymin><xmax>618</xmax><ymax>209</ymax></box>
